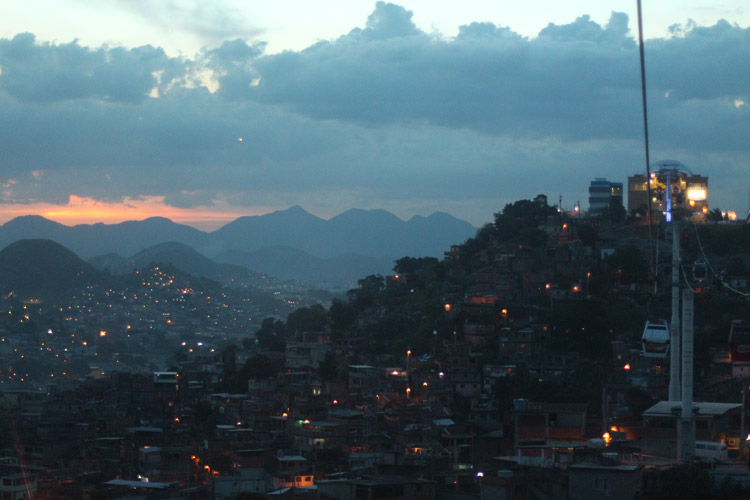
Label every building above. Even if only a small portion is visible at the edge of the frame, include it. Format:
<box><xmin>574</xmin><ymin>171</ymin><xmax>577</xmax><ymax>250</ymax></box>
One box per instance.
<box><xmin>588</xmin><ymin>178</ymin><xmax>623</xmax><ymax>218</ymax></box>
<box><xmin>627</xmin><ymin>163</ymin><xmax>708</xmax><ymax>220</ymax></box>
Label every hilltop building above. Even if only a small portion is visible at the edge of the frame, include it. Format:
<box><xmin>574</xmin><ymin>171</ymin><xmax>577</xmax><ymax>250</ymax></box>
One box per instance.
<box><xmin>588</xmin><ymin>178</ymin><xmax>623</xmax><ymax>218</ymax></box>
<box><xmin>627</xmin><ymin>167</ymin><xmax>708</xmax><ymax>221</ymax></box>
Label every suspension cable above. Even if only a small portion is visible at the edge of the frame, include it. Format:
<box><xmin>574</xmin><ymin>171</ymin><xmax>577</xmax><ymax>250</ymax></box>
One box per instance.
<box><xmin>637</xmin><ymin>0</ymin><xmax>656</xmax><ymax>292</ymax></box>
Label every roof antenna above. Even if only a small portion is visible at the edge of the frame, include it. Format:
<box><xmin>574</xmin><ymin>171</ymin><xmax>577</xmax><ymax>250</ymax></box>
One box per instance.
<box><xmin>637</xmin><ymin>0</ymin><xmax>657</xmax><ymax>293</ymax></box>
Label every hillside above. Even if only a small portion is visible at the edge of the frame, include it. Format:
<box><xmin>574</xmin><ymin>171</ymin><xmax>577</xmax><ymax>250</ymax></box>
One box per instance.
<box><xmin>89</xmin><ymin>241</ymin><xmax>278</xmax><ymax>288</ymax></box>
<box><xmin>0</xmin><ymin>239</ymin><xmax>105</xmax><ymax>300</ymax></box>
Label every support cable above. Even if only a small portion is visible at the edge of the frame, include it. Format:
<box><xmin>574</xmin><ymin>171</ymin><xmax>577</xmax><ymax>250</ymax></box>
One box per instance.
<box><xmin>637</xmin><ymin>0</ymin><xmax>657</xmax><ymax>292</ymax></box>
<box><xmin>692</xmin><ymin>223</ymin><xmax>749</xmax><ymax>298</ymax></box>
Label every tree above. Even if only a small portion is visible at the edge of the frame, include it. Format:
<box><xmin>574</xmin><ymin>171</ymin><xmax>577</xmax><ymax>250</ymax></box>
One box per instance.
<box><xmin>519</xmin><ymin>226</ymin><xmax>548</xmax><ymax>248</ymax></box>
<box><xmin>329</xmin><ymin>299</ymin><xmax>357</xmax><ymax>337</ymax></box>
<box><xmin>393</xmin><ymin>256</ymin><xmax>439</xmax><ymax>275</ymax></box>
<box><xmin>494</xmin><ymin>196</ymin><xmax>558</xmax><ymax>243</ymax></box>
<box><xmin>254</xmin><ymin>317</ymin><xmax>286</xmax><ymax>351</ymax></box>
<box><xmin>707</xmin><ymin>207</ymin><xmax>724</xmax><ymax>222</ymax></box>
<box><xmin>347</xmin><ymin>274</ymin><xmax>385</xmax><ymax>310</ymax></box>
<box><xmin>286</xmin><ymin>305</ymin><xmax>328</xmax><ymax>334</ymax></box>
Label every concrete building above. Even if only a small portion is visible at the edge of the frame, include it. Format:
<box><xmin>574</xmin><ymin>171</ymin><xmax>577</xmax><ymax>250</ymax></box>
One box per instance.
<box><xmin>627</xmin><ymin>168</ymin><xmax>708</xmax><ymax>220</ymax></box>
<box><xmin>588</xmin><ymin>178</ymin><xmax>623</xmax><ymax>218</ymax></box>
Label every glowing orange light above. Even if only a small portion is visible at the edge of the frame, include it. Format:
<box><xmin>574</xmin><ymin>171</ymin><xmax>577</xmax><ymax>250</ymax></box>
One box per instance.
<box><xmin>0</xmin><ymin>194</ymin><xmax>271</xmax><ymax>232</ymax></box>
<box><xmin>624</xmin><ymin>364</ymin><xmax>631</xmax><ymax>370</ymax></box>
<box><xmin>444</xmin><ymin>304</ymin><xmax>451</xmax><ymax>311</ymax></box>
<box><xmin>99</xmin><ymin>330</ymin><xmax>106</xmax><ymax>337</ymax></box>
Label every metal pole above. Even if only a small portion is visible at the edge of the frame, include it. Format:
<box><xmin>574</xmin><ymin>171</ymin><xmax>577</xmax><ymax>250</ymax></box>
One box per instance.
<box><xmin>742</xmin><ymin>387</ymin><xmax>746</xmax><ymax>460</ymax></box>
<box><xmin>668</xmin><ymin>173</ymin><xmax>681</xmax><ymax>402</ymax></box>
<box><xmin>679</xmin><ymin>288</ymin><xmax>695</xmax><ymax>462</ymax></box>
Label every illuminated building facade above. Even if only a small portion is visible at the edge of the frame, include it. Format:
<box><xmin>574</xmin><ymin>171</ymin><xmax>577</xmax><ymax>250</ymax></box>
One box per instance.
<box><xmin>628</xmin><ymin>168</ymin><xmax>708</xmax><ymax>221</ymax></box>
<box><xmin>588</xmin><ymin>178</ymin><xmax>623</xmax><ymax>217</ymax></box>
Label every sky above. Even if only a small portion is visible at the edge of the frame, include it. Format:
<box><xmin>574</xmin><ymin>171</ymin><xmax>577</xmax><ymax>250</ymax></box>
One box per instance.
<box><xmin>0</xmin><ymin>1</ymin><xmax>748</xmax><ymax>231</ymax></box>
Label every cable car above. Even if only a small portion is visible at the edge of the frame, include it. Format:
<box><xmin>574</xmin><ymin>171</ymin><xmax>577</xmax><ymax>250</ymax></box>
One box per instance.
<box><xmin>692</xmin><ymin>261</ymin><xmax>707</xmax><ymax>282</ymax></box>
<box><xmin>642</xmin><ymin>320</ymin><xmax>670</xmax><ymax>358</ymax></box>
<box><xmin>729</xmin><ymin>321</ymin><xmax>750</xmax><ymax>364</ymax></box>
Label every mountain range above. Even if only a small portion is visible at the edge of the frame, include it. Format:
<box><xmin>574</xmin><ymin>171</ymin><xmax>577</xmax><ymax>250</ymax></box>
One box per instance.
<box><xmin>0</xmin><ymin>207</ymin><xmax>477</xmax><ymax>287</ymax></box>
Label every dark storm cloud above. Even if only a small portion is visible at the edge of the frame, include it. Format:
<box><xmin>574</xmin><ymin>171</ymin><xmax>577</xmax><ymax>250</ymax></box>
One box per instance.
<box><xmin>242</xmin><ymin>6</ymin><xmax>644</xmax><ymax>139</ymax></box>
<box><xmin>648</xmin><ymin>20</ymin><xmax>750</xmax><ymax>101</ymax></box>
<box><xmin>230</xmin><ymin>4</ymin><xmax>748</xmax><ymax>151</ymax></box>
<box><xmin>0</xmin><ymin>2</ymin><xmax>747</xmax><ymax>218</ymax></box>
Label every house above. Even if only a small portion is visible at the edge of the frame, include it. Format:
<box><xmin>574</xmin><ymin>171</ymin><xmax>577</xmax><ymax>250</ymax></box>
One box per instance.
<box><xmin>640</xmin><ymin>401</ymin><xmax>741</xmax><ymax>458</ymax></box>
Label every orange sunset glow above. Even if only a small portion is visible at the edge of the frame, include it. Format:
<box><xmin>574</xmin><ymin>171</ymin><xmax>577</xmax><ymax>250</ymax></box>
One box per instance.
<box><xmin>0</xmin><ymin>195</ymin><xmax>266</xmax><ymax>231</ymax></box>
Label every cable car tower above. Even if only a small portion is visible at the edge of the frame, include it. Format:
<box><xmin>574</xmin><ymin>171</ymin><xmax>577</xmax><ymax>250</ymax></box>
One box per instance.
<box><xmin>652</xmin><ymin>160</ymin><xmax>692</xmax><ymax>403</ymax></box>
<box><xmin>636</xmin><ymin>1</ymin><xmax>695</xmax><ymax>463</ymax></box>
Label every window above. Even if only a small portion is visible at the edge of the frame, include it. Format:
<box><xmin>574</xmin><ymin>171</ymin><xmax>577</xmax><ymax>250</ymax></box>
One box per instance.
<box><xmin>595</xmin><ymin>478</ymin><xmax>608</xmax><ymax>490</ymax></box>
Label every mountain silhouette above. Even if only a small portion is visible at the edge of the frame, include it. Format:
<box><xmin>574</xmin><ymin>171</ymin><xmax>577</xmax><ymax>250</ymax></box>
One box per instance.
<box><xmin>215</xmin><ymin>246</ymin><xmax>394</xmax><ymax>288</ymax></box>
<box><xmin>0</xmin><ymin>207</ymin><xmax>478</xmax><ymax>286</ymax></box>
<box><xmin>89</xmin><ymin>241</ymin><xmax>272</xmax><ymax>287</ymax></box>
<box><xmin>0</xmin><ymin>239</ymin><xmax>104</xmax><ymax>300</ymax></box>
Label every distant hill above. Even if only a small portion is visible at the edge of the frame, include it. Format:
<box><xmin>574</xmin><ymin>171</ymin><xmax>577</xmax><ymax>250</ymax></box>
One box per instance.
<box><xmin>89</xmin><ymin>242</ymin><xmax>275</xmax><ymax>287</ymax></box>
<box><xmin>0</xmin><ymin>215</ymin><xmax>209</xmax><ymax>259</ymax></box>
<box><xmin>0</xmin><ymin>207</ymin><xmax>478</xmax><ymax>287</ymax></box>
<box><xmin>215</xmin><ymin>246</ymin><xmax>395</xmax><ymax>289</ymax></box>
<box><xmin>210</xmin><ymin>207</ymin><xmax>477</xmax><ymax>259</ymax></box>
<box><xmin>0</xmin><ymin>239</ymin><xmax>104</xmax><ymax>300</ymax></box>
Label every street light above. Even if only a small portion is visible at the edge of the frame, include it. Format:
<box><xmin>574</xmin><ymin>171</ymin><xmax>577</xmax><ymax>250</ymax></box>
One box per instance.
<box><xmin>476</xmin><ymin>472</ymin><xmax>484</xmax><ymax>500</ymax></box>
<box><xmin>502</xmin><ymin>309</ymin><xmax>508</xmax><ymax>328</ymax></box>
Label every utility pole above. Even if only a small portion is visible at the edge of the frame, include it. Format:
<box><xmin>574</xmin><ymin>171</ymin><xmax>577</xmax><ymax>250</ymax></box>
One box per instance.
<box><xmin>668</xmin><ymin>170</ymin><xmax>681</xmax><ymax>403</ymax></box>
<box><xmin>678</xmin><ymin>288</ymin><xmax>695</xmax><ymax>462</ymax></box>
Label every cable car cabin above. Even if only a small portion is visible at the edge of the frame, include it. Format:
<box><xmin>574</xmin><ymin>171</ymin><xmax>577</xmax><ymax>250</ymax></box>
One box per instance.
<box><xmin>692</xmin><ymin>261</ymin><xmax>708</xmax><ymax>282</ymax></box>
<box><xmin>642</xmin><ymin>320</ymin><xmax>670</xmax><ymax>358</ymax></box>
<box><xmin>729</xmin><ymin>321</ymin><xmax>750</xmax><ymax>364</ymax></box>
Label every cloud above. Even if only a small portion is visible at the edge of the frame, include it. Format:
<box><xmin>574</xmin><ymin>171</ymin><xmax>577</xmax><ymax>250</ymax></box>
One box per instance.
<box><xmin>244</xmin><ymin>8</ymin><xmax>644</xmax><ymax>142</ymax></box>
<box><xmin>0</xmin><ymin>33</ymin><xmax>186</xmax><ymax>102</ymax></box>
<box><xmin>363</xmin><ymin>1</ymin><xmax>421</xmax><ymax>40</ymax></box>
<box><xmin>114</xmin><ymin>0</ymin><xmax>262</xmax><ymax>47</ymax></box>
<box><xmin>0</xmin><ymin>4</ymin><xmax>748</xmax><ymax>224</ymax></box>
